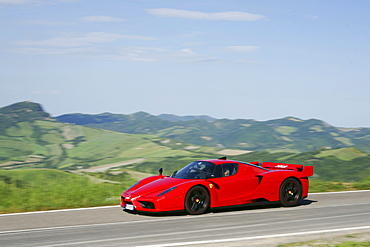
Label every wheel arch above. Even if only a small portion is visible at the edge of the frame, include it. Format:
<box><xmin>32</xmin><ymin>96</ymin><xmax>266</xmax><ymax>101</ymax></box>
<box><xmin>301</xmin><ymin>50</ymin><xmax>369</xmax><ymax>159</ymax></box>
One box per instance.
<box><xmin>184</xmin><ymin>184</ymin><xmax>212</xmax><ymax>214</ymax></box>
<box><xmin>197</xmin><ymin>184</ymin><xmax>216</xmax><ymax>209</ymax></box>
<box><xmin>188</xmin><ymin>184</ymin><xmax>212</xmax><ymax>203</ymax></box>
<box><xmin>283</xmin><ymin>176</ymin><xmax>302</xmax><ymax>184</ymax></box>
<box><xmin>280</xmin><ymin>176</ymin><xmax>303</xmax><ymax>192</ymax></box>
<box><xmin>279</xmin><ymin>176</ymin><xmax>303</xmax><ymax>207</ymax></box>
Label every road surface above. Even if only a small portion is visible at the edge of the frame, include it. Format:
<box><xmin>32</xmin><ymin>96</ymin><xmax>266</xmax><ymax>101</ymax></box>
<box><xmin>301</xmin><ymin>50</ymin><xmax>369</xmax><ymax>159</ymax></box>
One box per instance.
<box><xmin>1</xmin><ymin>190</ymin><xmax>370</xmax><ymax>246</ymax></box>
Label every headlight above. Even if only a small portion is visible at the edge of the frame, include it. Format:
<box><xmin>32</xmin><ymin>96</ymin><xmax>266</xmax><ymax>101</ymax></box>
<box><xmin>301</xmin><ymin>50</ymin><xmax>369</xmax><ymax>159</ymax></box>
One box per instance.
<box><xmin>157</xmin><ymin>187</ymin><xmax>177</xmax><ymax>197</ymax></box>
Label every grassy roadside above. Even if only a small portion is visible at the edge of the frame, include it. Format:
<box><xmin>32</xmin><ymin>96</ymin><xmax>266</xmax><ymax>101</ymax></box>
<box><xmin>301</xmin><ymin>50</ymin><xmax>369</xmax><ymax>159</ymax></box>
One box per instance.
<box><xmin>279</xmin><ymin>232</ymin><xmax>370</xmax><ymax>246</ymax></box>
<box><xmin>0</xmin><ymin>169</ymin><xmax>136</xmax><ymax>213</ymax></box>
<box><xmin>309</xmin><ymin>178</ymin><xmax>370</xmax><ymax>192</ymax></box>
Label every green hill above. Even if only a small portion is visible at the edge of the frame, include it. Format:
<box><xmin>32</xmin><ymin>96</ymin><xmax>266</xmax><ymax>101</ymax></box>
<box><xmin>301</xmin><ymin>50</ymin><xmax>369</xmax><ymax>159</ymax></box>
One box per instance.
<box><xmin>0</xmin><ymin>101</ymin><xmax>51</xmax><ymax>135</ymax></box>
<box><xmin>0</xmin><ymin>102</ymin><xmax>220</xmax><ymax>170</ymax></box>
<box><xmin>57</xmin><ymin>112</ymin><xmax>370</xmax><ymax>153</ymax></box>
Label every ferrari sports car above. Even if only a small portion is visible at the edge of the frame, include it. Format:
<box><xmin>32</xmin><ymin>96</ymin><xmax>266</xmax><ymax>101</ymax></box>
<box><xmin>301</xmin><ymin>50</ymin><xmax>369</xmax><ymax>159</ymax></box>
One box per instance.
<box><xmin>120</xmin><ymin>157</ymin><xmax>314</xmax><ymax>215</ymax></box>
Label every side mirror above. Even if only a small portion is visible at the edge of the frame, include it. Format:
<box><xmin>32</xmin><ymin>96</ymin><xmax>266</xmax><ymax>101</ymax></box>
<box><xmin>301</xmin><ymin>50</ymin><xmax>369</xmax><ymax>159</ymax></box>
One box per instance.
<box><xmin>171</xmin><ymin>170</ymin><xmax>177</xmax><ymax>178</ymax></box>
<box><xmin>159</xmin><ymin>168</ymin><xmax>163</xmax><ymax>175</ymax></box>
<box><xmin>205</xmin><ymin>173</ymin><xmax>215</xmax><ymax>179</ymax></box>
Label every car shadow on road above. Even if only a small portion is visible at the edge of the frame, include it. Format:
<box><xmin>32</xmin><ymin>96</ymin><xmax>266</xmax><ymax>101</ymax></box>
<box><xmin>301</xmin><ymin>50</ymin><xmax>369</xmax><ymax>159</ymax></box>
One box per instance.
<box><xmin>299</xmin><ymin>199</ymin><xmax>317</xmax><ymax>206</ymax></box>
<box><xmin>210</xmin><ymin>198</ymin><xmax>317</xmax><ymax>214</ymax></box>
<box><xmin>127</xmin><ymin>199</ymin><xmax>318</xmax><ymax>217</ymax></box>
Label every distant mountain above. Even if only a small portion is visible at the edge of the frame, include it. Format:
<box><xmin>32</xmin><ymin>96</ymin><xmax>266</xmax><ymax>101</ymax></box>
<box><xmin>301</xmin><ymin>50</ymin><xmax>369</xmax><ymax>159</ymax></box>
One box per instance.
<box><xmin>57</xmin><ymin>112</ymin><xmax>370</xmax><ymax>153</ymax></box>
<box><xmin>0</xmin><ymin>101</ymin><xmax>50</xmax><ymax>120</ymax></box>
<box><xmin>158</xmin><ymin>114</ymin><xmax>215</xmax><ymax>122</ymax></box>
<box><xmin>56</xmin><ymin>111</ymin><xmax>175</xmax><ymax>133</ymax></box>
<box><xmin>0</xmin><ymin>101</ymin><xmax>51</xmax><ymax>135</ymax></box>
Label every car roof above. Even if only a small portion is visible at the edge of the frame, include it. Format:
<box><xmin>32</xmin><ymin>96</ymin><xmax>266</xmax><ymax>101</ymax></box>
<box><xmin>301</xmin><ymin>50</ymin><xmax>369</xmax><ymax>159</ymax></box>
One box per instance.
<box><xmin>200</xmin><ymin>159</ymin><xmax>269</xmax><ymax>171</ymax></box>
<box><xmin>200</xmin><ymin>159</ymin><xmax>240</xmax><ymax>165</ymax></box>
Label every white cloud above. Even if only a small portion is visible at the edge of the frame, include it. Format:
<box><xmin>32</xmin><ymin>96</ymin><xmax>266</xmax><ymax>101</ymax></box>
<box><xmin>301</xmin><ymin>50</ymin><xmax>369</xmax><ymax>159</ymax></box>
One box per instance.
<box><xmin>0</xmin><ymin>0</ymin><xmax>76</xmax><ymax>5</ymax></box>
<box><xmin>146</xmin><ymin>8</ymin><xmax>266</xmax><ymax>21</ymax></box>
<box><xmin>53</xmin><ymin>0</ymin><xmax>76</xmax><ymax>3</ymax></box>
<box><xmin>15</xmin><ymin>44</ymin><xmax>258</xmax><ymax>64</ymax></box>
<box><xmin>15</xmin><ymin>47</ymin><xmax>98</xmax><ymax>55</ymax></box>
<box><xmin>0</xmin><ymin>0</ymin><xmax>34</xmax><ymax>4</ymax></box>
<box><xmin>182</xmin><ymin>42</ymin><xmax>206</xmax><ymax>47</ymax></box>
<box><xmin>226</xmin><ymin>46</ymin><xmax>260</xmax><ymax>52</ymax></box>
<box><xmin>179</xmin><ymin>31</ymin><xmax>206</xmax><ymax>38</ymax></box>
<box><xmin>306</xmin><ymin>15</ymin><xmax>319</xmax><ymax>20</ymax></box>
<box><xmin>13</xmin><ymin>20</ymin><xmax>73</xmax><ymax>26</ymax></box>
<box><xmin>179</xmin><ymin>48</ymin><xmax>197</xmax><ymax>55</ymax></box>
<box><xmin>28</xmin><ymin>90</ymin><xmax>61</xmax><ymax>95</ymax></box>
<box><xmin>16</xmin><ymin>32</ymin><xmax>157</xmax><ymax>47</ymax></box>
<box><xmin>14</xmin><ymin>34</ymin><xmax>259</xmax><ymax>64</ymax></box>
<box><xmin>109</xmin><ymin>46</ymin><xmax>167</xmax><ymax>62</ymax></box>
<box><xmin>87</xmin><ymin>46</ymin><xmax>211</xmax><ymax>63</ymax></box>
<box><xmin>79</xmin><ymin>16</ymin><xmax>128</xmax><ymax>23</ymax></box>
<box><xmin>123</xmin><ymin>46</ymin><xmax>166</xmax><ymax>53</ymax></box>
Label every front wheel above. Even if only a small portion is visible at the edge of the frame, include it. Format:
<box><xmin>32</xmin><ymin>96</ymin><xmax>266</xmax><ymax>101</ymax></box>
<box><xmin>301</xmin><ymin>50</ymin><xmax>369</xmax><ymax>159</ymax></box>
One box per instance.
<box><xmin>185</xmin><ymin>186</ymin><xmax>209</xmax><ymax>215</ymax></box>
<box><xmin>279</xmin><ymin>178</ymin><xmax>302</xmax><ymax>207</ymax></box>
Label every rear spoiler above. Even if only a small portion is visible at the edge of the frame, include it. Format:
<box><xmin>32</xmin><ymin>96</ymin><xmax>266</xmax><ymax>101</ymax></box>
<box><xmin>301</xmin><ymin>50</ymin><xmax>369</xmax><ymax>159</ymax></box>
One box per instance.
<box><xmin>250</xmin><ymin>161</ymin><xmax>314</xmax><ymax>177</ymax></box>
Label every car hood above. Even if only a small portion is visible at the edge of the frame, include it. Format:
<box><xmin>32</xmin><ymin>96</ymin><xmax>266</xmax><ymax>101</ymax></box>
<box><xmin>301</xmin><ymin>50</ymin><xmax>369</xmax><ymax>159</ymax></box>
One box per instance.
<box><xmin>125</xmin><ymin>177</ymin><xmax>188</xmax><ymax>197</ymax></box>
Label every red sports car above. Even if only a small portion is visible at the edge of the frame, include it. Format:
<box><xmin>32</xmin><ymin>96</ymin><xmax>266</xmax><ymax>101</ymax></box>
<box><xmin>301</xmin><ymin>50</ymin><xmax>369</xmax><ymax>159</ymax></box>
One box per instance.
<box><xmin>120</xmin><ymin>158</ymin><xmax>314</xmax><ymax>215</ymax></box>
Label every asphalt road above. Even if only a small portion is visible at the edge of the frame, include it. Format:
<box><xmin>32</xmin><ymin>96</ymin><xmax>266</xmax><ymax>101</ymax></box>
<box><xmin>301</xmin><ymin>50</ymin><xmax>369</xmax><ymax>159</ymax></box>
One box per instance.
<box><xmin>1</xmin><ymin>190</ymin><xmax>370</xmax><ymax>247</ymax></box>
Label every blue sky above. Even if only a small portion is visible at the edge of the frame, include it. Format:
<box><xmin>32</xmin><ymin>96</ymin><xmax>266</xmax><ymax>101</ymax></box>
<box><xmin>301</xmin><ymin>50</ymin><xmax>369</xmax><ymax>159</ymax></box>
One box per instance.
<box><xmin>1</xmin><ymin>0</ymin><xmax>369</xmax><ymax>127</ymax></box>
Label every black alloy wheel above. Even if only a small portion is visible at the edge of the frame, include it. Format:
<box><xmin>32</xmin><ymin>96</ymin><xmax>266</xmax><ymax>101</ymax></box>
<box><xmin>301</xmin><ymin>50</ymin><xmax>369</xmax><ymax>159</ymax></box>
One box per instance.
<box><xmin>279</xmin><ymin>178</ymin><xmax>302</xmax><ymax>207</ymax></box>
<box><xmin>185</xmin><ymin>186</ymin><xmax>210</xmax><ymax>215</ymax></box>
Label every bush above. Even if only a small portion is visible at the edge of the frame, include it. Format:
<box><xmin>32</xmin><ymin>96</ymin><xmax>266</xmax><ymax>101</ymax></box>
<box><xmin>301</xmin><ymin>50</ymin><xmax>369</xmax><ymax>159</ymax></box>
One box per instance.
<box><xmin>353</xmin><ymin>176</ymin><xmax>370</xmax><ymax>190</ymax></box>
<box><xmin>309</xmin><ymin>179</ymin><xmax>349</xmax><ymax>193</ymax></box>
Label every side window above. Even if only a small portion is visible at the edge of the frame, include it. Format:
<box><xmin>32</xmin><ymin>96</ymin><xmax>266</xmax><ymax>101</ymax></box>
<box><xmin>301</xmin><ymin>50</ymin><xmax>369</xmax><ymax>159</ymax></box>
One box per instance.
<box><xmin>213</xmin><ymin>165</ymin><xmax>223</xmax><ymax>178</ymax></box>
<box><xmin>221</xmin><ymin>163</ymin><xmax>238</xmax><ymax>177</ymax></box>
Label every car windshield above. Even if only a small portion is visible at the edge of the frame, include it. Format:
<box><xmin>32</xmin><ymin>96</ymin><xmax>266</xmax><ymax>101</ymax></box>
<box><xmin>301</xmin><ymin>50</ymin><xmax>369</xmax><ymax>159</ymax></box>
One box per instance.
<box><xmin>172</xmin><ymin>161</ymin><xmax>215</xmax><ymax>179</ymax></box>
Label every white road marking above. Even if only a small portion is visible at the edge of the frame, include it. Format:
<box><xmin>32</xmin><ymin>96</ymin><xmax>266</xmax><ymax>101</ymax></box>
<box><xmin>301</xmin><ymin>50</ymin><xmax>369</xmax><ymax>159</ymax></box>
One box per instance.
<box><xmin>137</xmin><ymin>226</ymin><xmax>370</xmax><ymax>247</ymax></box>
<box><xmin>35</xmin><ymin>225</ymin><xmax>370</xmax><ymax>247</ymax></box>
<box><xmin>0</xmin><ymin>205</ymin><xmax>119</xmax><ymax>217</ymax></box>
<box><xmin>1</xmin><ymin>202</ymin><xmax>370</xmax><ymax>235</ymax></box>
<box><xmin>311</xmin><ymin>190</ymin><xmax>370</xmax><ymax>195</ymax></box>
<box><xmin>6</xmin><ymin>211</ymin><xmax>370</xmax><ymax>246</ymax></box>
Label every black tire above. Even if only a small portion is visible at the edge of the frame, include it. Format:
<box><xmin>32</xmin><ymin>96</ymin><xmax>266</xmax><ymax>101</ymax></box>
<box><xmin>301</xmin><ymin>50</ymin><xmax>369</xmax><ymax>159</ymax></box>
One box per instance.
<box><xmin>279</xmin><ymin>178</ymin><xmax>302</xmax><ymax>207</ymax></box>
<box><xmin>185</xmin><ymin>186</ymin><xmax>209</xmax><ymax>215</ymax></box>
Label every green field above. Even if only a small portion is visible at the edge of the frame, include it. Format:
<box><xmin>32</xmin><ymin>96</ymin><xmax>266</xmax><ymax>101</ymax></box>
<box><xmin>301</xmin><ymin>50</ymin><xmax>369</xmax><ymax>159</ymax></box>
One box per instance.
<box><xmin>0</xmin><ymin>120</ymin><xmax>217</xmax><ymax>170</ymax></box>
<box><xmin>314</xmin><ymin>147</ymin><xmax>368</xmax><ymax>161</ymax></box>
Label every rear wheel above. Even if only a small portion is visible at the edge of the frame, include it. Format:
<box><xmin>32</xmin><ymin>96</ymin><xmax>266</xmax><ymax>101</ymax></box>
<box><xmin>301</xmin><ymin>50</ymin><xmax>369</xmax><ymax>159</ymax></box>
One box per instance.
<box><xmin>279</xmin><ymin>178</ymin><xmax>302</xmax><ymax>206</ymax></box>
<box><xmin>185</xmin><ymin>186</ymin><xmax>209</xmax><ymax>215</ymax></box>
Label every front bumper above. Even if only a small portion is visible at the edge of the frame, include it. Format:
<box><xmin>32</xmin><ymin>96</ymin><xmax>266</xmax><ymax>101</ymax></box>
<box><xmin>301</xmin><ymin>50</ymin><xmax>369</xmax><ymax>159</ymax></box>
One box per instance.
<box><xmin>120</xmin><ymin>194</ymin><xmax>184</xmax><ymax>213</ymax></box>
